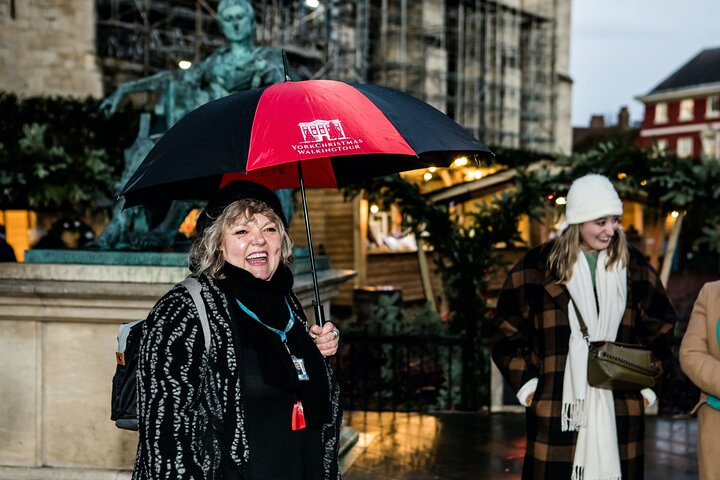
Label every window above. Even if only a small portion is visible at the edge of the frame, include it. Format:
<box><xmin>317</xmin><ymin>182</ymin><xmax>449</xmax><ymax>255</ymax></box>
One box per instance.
<box><xmin>367</xmin><ymin>205</ymin><xmax>417</xmax><ymax>252</ymax></box>
<box><xmin>679</xmin><ymin>99</ymin><xmax>694</xmax><ymax>121</ymax></box>
<box><xmin>368</xmin><ymin>211</ymin><xmax>390</xmax><ymax>244</ymax></box>
<box><xmin>702</xmin><ymin>128</ymin><xmax>719</xmax><ymax>159</ymax></box>
<box><xmin>654</xmin><ymin>139</ymin><xmax>669</xmax><ymax>154</ymax></box>
<box><xmin>702</xmin><ymin>134</ymin><xmax>717</xmax><ymax>159</ymax></box>
<box><xmin>707</xmin><ymin>95</ymin><xmax>720</xmax><ymax>118</ymax></box>
<box><xmin>676</xmin><ymin>137</ymin><xmax>694</xmax><ymax>158</ymax></box>
<box><xmin>654</xmin><ymin>103</ymin><xmax>667</xmax><ymax>124</ymax></box>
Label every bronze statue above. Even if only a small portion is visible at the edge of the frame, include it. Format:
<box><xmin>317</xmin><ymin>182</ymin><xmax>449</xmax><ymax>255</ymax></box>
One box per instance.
<box><xmin>94</xmin><ymin>0</ymin><xmax>287</xmax><ymax>250</ymax></box>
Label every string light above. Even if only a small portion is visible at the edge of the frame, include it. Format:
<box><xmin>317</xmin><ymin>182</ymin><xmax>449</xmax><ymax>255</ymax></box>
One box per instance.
<box><xmin>178</xmin><ymin>60</ymin><xmax>192</xmax><ymax>69</ymax></box>
<box><xmin>454</xmin><ymin>157</ymin><xmax>468</xmax><ymax>167</ymax></box>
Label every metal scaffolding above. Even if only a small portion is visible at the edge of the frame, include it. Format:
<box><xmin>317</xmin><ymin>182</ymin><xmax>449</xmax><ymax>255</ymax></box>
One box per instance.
<box><xmin>95</xmin><ymin>0</ymin><xmax>566</xmax><ymax>152</ymax></box>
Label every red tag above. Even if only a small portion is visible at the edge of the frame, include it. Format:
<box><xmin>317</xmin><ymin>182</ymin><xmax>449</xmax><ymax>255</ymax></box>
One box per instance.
<box><xmin>292</xmin><ymin>400</ymin><xmax>306</xmax><ymax>431</ymax></box>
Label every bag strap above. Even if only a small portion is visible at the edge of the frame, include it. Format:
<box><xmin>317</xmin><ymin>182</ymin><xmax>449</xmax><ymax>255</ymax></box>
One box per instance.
<box><xmin>182</xmin><ymin>277</ymin><xmax>211</xmax><ymax>351</ymax></box>
<box><xmin>567</xmin><ymin>294</ymin><xmax>593</xmax><ymax>348</ymax></box>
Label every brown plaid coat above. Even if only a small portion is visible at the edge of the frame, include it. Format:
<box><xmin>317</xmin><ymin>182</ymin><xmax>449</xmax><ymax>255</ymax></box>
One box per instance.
<box><xmin>491</xmin><ymin>241</ymin><xmax>676</xmax><ymax>479</ymax></box>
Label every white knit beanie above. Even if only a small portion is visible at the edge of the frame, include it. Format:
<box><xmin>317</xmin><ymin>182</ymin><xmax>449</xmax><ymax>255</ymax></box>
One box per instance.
<box><xmin>564</xmin><ymin>174</ymin><xmax>622</xmax><ymax>225</ymax></box>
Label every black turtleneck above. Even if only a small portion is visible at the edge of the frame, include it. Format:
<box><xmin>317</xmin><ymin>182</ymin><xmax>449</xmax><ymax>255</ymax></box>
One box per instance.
<box><xmin>220</xmin><ymin>261</ymin><xmax>294</xmax><ymax>330</ymax></box>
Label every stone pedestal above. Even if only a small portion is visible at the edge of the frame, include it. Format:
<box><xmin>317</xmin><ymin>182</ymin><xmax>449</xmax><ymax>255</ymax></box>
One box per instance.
<box><xmin>0</xmin><ymin>263</ymin><xmax>354</xmax><ymax>473</ymax></box>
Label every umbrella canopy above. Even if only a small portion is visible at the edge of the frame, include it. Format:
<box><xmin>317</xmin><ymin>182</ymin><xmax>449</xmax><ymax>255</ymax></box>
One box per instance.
<box><xmin>120</xmin><ymin>80</ymin><xmax>492</xmax><ymax>207</ymax></box>
<box><xmin>119</xmin><ymin>79</ymin><xmax>493</xmax><ymax>325</ymax></box>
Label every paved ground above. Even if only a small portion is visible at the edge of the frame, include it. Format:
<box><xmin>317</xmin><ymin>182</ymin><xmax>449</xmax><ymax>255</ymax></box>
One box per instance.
<box><xmin>343</xmin><ymin>411</ymin><xmax>698</xmax><ymax>480</ymax></box>
<box><xmin>0</xmin><ymin>412</ymin><xmax>697</xmax><ymax>479</ymax></box>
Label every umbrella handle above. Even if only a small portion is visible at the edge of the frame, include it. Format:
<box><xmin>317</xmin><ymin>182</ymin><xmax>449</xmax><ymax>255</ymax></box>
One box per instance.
<box><xmin>313</xmin><ymin>303</ymin><xmax>325</xmax><ymax>329</ymax></box>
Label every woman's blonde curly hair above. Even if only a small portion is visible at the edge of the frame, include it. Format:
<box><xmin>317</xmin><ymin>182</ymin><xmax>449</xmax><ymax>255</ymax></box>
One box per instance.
<box><xmin>189</xmin><ymin>198</ymin><xmax>293</xmax><ymax>279</ymax></box>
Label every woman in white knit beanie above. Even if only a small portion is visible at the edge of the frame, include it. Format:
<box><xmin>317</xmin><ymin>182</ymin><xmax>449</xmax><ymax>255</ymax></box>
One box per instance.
<box><xmin>491</xmin><ymin>173</ymin><xmax>676</xmax><ymax>479</ymax></box>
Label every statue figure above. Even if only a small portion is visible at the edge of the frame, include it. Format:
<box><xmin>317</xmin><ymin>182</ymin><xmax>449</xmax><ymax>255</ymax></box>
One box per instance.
<box><xmin>93</xmin><ymin>0</ymin><xmax>287</xmax><ymax>250</ymax></box>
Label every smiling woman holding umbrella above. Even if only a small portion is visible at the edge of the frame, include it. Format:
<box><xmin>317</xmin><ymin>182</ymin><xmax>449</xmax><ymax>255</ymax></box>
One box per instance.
<box><xmin>132</xmin><ymin>180</ymin><xmax>342</xmax><ymax>480</ymax></box>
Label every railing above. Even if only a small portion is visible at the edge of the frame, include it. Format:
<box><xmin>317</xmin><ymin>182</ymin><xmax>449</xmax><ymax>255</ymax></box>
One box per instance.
<box><xmin>331</xmin><ymin>327</ymin><xmax>464</xmax><ymax>412</ymax></box>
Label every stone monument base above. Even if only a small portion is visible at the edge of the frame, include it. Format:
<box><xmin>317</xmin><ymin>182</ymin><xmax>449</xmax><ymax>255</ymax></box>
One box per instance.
<box><xmin>24</xmin><ymin>248</ymin><xmax>331</xmax><ymax>274</ymax></box>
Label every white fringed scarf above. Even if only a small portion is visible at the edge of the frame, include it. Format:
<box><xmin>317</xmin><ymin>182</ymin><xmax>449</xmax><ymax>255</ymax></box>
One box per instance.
<box><xmin>562</xmin><ymin>250</ymin><xmax>627</xmax><ymax>480</ymax></box>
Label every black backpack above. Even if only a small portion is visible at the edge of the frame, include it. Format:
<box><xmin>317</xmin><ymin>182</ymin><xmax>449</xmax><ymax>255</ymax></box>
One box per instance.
<box><xmin>111</xmin><ymin>277</ymin><xmax>211</xmax><ymax>430</ymax></box>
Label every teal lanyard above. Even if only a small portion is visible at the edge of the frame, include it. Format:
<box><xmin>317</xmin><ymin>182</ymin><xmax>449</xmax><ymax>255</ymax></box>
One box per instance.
<box><xmin>236</xmin><ymin>298</ymin><xmax>295</xmax><ymax>343</ymax></box>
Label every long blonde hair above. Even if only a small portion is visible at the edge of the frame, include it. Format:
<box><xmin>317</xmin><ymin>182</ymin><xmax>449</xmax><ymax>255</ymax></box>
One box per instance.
<box><xmin>189</xmin><ymin>199</ymin><xmax>293</xmax><ymax>279</ymax></box>
<box><xmin>548</xmin><ymin>224</ymin><xmax>629</xmax><ymax>284</ymax></box>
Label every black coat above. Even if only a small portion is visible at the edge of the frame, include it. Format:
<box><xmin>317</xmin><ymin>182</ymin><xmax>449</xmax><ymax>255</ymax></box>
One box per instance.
<box><xmin>132</xmin><ymin>274</ymin><xmax>342</xmax><ymax>479</ymax></box>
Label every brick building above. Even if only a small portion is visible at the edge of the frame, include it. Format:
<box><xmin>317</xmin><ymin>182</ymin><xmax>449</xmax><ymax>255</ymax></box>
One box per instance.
<box><xmin>636</xmin><ymin>47</ymin><xmax>720</xmax><ymax>159</ymax></box>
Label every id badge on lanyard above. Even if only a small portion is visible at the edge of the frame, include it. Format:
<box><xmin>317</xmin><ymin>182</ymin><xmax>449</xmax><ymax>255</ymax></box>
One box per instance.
<box><xmin>291</xmin><ymin>354</ymin><xmax>310</xmax><ymax>381</ymax></box>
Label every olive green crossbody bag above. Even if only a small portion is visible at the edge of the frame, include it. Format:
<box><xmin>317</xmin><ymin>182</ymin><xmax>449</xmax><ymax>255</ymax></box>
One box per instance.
<box><xmin>570</xmin><ymin>300</ymin><xmax>663</xmax><ymax>392</ymax></box>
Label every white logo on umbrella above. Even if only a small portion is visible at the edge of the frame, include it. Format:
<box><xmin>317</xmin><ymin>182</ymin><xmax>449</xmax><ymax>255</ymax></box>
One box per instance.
<box><xmin>298</xmin><ymin>119</ymin><xmax>348</xmax><ymax>143</ymax></box>
<box><xmin>292</xmin><ymin>119</ymin><xmax>364</xmax><ymax>155</ymax></box>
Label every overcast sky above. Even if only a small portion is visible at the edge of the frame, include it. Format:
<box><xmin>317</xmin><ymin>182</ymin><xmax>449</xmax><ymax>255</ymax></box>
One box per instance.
<box><xmin>570</xmin><ymin>0</ymin><xmax>720</xmax><ymax>127</ymax></box>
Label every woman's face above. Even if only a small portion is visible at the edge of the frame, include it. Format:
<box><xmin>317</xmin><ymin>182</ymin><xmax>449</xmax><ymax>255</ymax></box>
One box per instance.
<box><xmin>220</xmin><ymin>212</ymin><xmax>282</xmax><ymax>280</ymax></box>
<box><xmin>579</xmin><ymin>216</ymin><xmax>621</xmax><ymax>252</ymax></box>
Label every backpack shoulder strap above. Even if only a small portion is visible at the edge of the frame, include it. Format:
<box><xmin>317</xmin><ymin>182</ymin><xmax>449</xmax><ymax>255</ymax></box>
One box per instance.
<box><xmin>182</xmin><ymin>277</ymin><xmax>211</xmax><ymax>351</ymax></box>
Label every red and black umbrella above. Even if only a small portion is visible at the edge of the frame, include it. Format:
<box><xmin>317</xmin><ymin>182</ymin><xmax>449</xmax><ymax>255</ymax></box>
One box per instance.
<box><xmin>120</xmin><ymin>79</ymin><xmax>493</xmax><ymax>323</ymax></box>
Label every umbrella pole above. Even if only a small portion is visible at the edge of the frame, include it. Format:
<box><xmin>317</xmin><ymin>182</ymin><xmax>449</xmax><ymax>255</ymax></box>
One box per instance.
<box><xmin>281</xmin><ymin>49</ymin><xmax>292</xmax><ymax>82</ymax></box>
<box><xmin>297</xmin><ymin>162</ymin><xmax>326</xmax><ymax>327</ymax></box>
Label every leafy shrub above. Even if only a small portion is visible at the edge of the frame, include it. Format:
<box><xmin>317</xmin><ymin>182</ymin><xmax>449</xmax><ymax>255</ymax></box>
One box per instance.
<box><xmin>0</xmin><ymin>92</ymin><xmax>140</xmax><ymax>215</ymax></box>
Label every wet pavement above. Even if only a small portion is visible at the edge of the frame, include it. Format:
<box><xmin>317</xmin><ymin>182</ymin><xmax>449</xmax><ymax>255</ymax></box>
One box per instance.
<box><xmin>342</xmin><ymin>412</ymin><xmax>698</xmax><ymax>480</ymax></box>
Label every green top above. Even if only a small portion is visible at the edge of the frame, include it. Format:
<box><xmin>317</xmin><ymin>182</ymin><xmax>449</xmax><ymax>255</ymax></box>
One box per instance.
<box><xmin>583</xmin><ymin>250</ymin><xmax>600</xmax><ymax>287</ymax></box>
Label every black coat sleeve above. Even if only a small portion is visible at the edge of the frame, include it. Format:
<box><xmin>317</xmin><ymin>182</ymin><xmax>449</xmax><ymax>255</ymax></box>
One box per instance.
<box><xmin>134</xmin><ymin>285</ymin><xmax>207</xmax><ymax>479</ymax></box>
<box><xmin>491</xmin><ymin>255</ymin><xmax>541</xmax><ymax>394</ymax></box>
<box><xmin>630</xmin><ymin>250</ymin><xmax>677</xmax><ymax>375</ymax></box>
